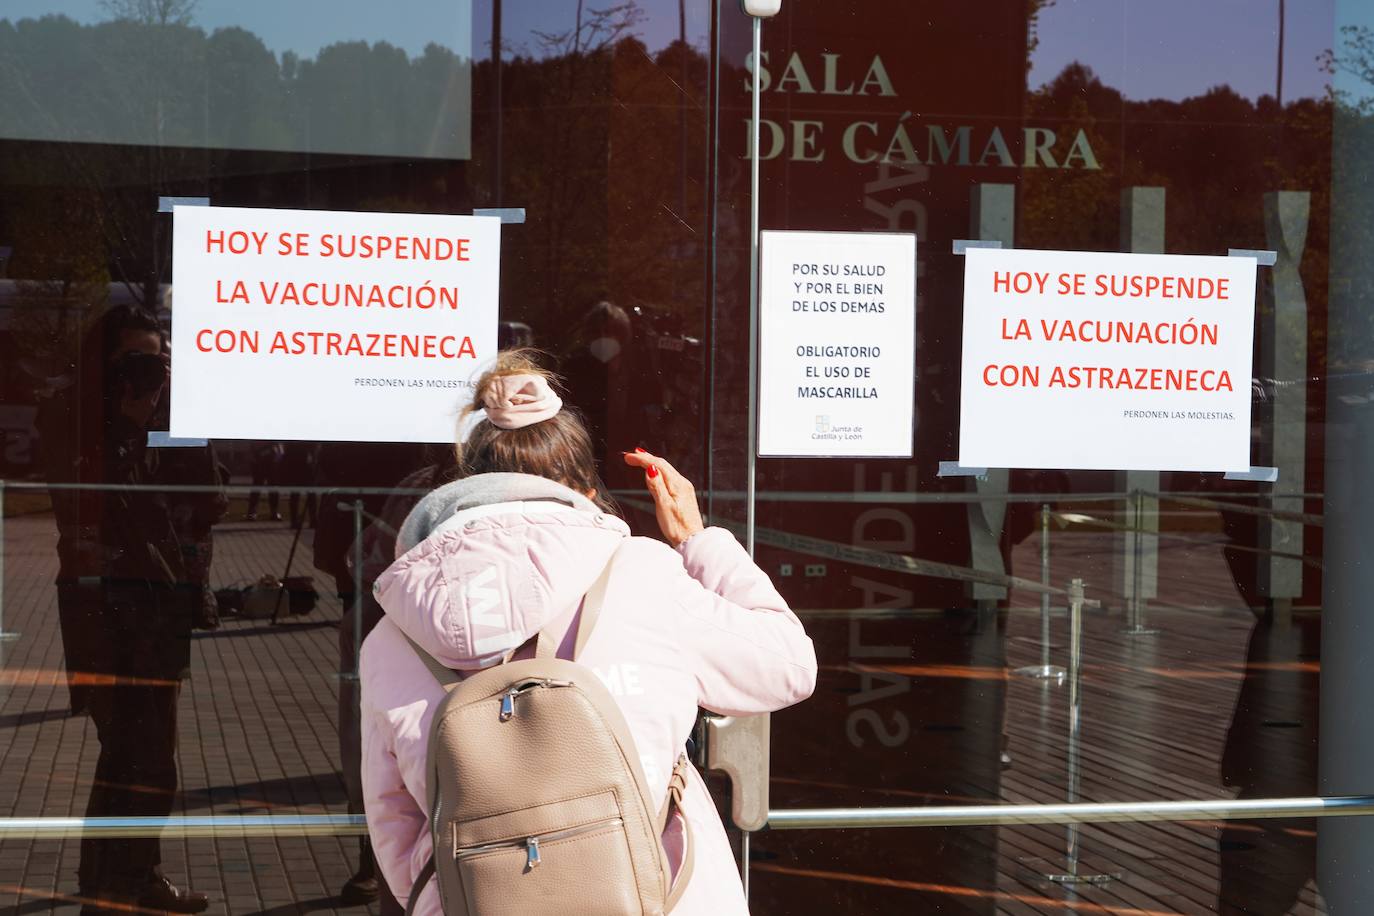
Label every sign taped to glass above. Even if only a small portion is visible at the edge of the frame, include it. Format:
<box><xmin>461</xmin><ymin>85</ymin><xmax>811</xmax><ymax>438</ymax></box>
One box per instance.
<box><xmin>758</xmin><ymin>230</ymin><xmax>916</xmax><ymax>458</ymax></box>
<box><xmin>169</xmin><ymin>205</ymin><xmax>501</xmax><ymax>443</ymax></box>
<box><xmin>958</xmin><ymin>247</ymin><xmax>1259</xmax><ymax>472</ymax></box>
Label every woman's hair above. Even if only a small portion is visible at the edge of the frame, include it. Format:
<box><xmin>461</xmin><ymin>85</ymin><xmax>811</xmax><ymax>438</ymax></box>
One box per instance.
<box><xmin>458</xmin><ymin>350</ymin><xmax>617</xmax><ymax>514</ymax></box>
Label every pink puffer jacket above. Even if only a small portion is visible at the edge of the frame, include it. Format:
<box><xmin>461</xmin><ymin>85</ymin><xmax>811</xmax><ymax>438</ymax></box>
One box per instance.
<box><xmin>360</xmin><ymin>475</ymin><xmax>817</xmax><ymax>915</ymax></box>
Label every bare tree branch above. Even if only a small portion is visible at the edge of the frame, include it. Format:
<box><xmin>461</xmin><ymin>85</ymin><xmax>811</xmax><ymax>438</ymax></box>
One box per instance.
<box><xmin>100</xmin><ymin>0</ymin><xmax>198</xmax><ymax>27</ymax></box>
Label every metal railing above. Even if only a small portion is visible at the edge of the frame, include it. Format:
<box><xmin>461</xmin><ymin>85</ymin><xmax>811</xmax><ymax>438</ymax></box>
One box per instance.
<box><xmin>0</xmin><ymin>815</ymin><xmax>368</xmax><ymax>839</ymax></box>
<box><xmin>765</xmin><ymin>795</ymin><xmax>1374</xmax><ymax>830</ymax></box>
<box><xmin>3</xmin><ymin>795</ymin><xmax>1371</xmax><ymax>839</ymax></box>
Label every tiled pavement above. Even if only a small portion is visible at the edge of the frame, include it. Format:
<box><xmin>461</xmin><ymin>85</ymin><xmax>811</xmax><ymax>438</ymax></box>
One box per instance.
<box><xmin>0</xmin><ymin>511</ymin><xmax>379</xmax><ymax>915</ymax></box>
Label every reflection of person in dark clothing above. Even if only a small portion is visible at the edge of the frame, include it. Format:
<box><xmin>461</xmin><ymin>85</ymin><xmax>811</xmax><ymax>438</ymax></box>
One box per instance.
<box><xmin>334</xmin><ymin>452</ymin><xmax>456</xmax><ymax>913</ymax></box>
<box><xmin>246</xmin><ymin>441</ymin><xmax>284</xmax><ymax>520</ymax></box>
<box><xmin>311</xmin><ymin>441</ymin><xmax>427</xmax><ymax>913</ymax></box>
<box><xmin>1217</xmin><ymin>612</ymin><xmax>1320</xmax><ymax>914</ymax></box>
<box><xmin>560</xmin><ymin>301</ymin><xmax>632</xmax><ymax>453</ymax></box>
<box><xmin>40</xmin><ymin>305</ymin><xmax>210</xmax><ymax>914</ymax></box>
<box><xmin>282</xmin><ymin>440</ymin><xmax>318</xmax><ymax>529</ymax></box>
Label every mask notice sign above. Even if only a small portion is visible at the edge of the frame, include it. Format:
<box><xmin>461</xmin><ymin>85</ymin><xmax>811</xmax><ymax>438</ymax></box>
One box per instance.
<box><xmin>170</xmin><ymin>205</ymin><xmax>501</xmax><ymax>444</ymax></box>
<box><xmin>958</xmin><ymin>247</ymin><xmax>1258</xmax><ymax>472</ymax></box>
<box><xmin>758</xmin><ymin>231</ymin><xmax>917</xmax><ymax>458</ymax></box>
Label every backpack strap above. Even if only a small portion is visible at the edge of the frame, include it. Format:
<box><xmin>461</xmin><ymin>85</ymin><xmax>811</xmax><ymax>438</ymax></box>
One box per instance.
<box><xmin>534</xmin><ymin>542</ymin><xmax>622</xmax><ymax>661</ymax></box>
<box><xmin>402</xmin><ymin>857</ymin><xmax>436</xmax><ymax>916</ymax></box>
<box><xmin>658</xmin><ymin>753</ymin><xmax>696</xmax><ymax>912</ymax></box>
<box><xmin>404</xmin><ymin>635</ymin><xmax>462</xmax><ymax>687</ymax></box>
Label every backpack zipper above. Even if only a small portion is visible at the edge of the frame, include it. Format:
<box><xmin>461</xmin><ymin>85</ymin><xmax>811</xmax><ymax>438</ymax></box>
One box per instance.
<box><xmin>455</xmin><ymin>817</ymin><xmax>624</xmax><ymax>870</ymax></box>
<box><xmin>498</xmin><ymin>679</ymin><xmax>574</xmax><ymax>721</ymax></box>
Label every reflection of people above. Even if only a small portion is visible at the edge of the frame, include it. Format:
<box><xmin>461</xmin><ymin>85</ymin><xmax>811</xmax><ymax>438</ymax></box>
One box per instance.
<box><xmin>498</xmin><ymin>319</ymin><xmax>535</xmax><ymax>350</ymax></box>
<box><xmin>560</xmin><ymin>300</ymin><xmax>632</xmax><ymax>451</ymax></box>
<box><xmin>358</xmin><ymin>351</ymin><xmax>818</xmax><ymax>913</ymax></box>
<box><xmin>39</xmin><ymin>305</ymin><xmax>209</xmax><ymax>914</ymax></box>
<box><xmin>336</xmin><ymin>447</ymin><xmax>457</xmax><ymax>913</ymax></box>
<box><xmin>282</xmin><ymin>440</ymin><xmax>318</xmax><ymax>529</ymax></box>
<box><xmin>245</xmin><ymin>441</ymin><xmax>284</xmax><ymax>520</ymax></box>
<box><xmin>310</xmin><ymin>438</ymin><xmax>425</xmax><ymax>912</ymax></box>
<box><xmin>1217</xmin><ymin>612</ymin><xmax>1320</xmax><ymax>914</ymax></box>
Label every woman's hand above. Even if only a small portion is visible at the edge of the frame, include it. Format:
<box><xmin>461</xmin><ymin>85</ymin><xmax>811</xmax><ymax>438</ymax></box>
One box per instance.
<box><xmin>623</xmin><ymin>448</ymin><xmax>705</xmax><ymax>547</ymax></box>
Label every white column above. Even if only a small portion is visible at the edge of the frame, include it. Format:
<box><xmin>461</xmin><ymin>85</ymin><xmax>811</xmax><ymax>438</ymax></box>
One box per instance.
<box><xmin>967</xmin><ymin>183</ymin><xmax>1015</xmax><ymax>603</ymax></box>
<box><xmin>1114</xmin><ymin>187</ymin><xmax>1163</xmax><ymax>612</ymax></box>
<box><xmin>1318</xmin><ymin>34</ymin><xmax>1374</xmax><ymax>900</ymax></box>
<box><xmin>1256</xmin><ymin>191</ymin><xmax>1310</xmax><ymax>613</ymax></box>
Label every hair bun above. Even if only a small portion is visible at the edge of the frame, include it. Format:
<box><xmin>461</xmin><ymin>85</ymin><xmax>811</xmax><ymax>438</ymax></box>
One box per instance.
<box><xmin>481</xmin><ymin>373</ymin><xmax>563</xmax><ymax>429</ymax></box>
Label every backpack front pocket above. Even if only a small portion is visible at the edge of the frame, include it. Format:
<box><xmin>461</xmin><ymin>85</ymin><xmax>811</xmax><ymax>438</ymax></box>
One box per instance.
<box><xmin>457</xmin><ymin>817</ymin><xmax>639</xmax><ymax>916</ymax></box>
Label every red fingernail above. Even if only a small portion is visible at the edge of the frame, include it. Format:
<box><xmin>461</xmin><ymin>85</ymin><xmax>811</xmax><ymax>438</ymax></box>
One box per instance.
<box><xmin>647</xmin><ymin>466</ymin><xmax>659</xmax><ymax>479</ymax></box>
<box><xmin>635</xmin><ymin>447</ymin><xmax>647</xmax><ymax>454</ymax></box>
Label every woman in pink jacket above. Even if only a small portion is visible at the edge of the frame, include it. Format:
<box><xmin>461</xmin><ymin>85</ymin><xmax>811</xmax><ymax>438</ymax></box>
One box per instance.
<box><xmin>360</xmin><ymin>352</ymin><xmax>818</xmax><ymax>914</ymax></box>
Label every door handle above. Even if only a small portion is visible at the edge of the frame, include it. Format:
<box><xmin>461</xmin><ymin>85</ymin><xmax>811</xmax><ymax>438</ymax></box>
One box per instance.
<box><xmin>701</xmin><ymin>713</ymin><xmax>770</xmax><ymax>832</ymax></box>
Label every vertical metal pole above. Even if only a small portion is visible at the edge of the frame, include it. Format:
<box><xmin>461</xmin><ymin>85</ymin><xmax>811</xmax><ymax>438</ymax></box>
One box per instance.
<box><xmin>1040</xmin><ymin>504</ymin><xmax>1051</xmax><ymax>670</ymax></box>
<box><xmin>352</xmin><ymin>499</ymin><xmax>364</xmax><ymax>678</ymax></box>
<box><xmin>1276</xmin><ymin>0</ymin><xmax>1286</xmax><ymax>107</ymax></box>
<box><xmin>1066</xmin><ymin>577</ymin><xmax>1085</xmax><ymax>875</ymax></box>
<box><xmin>741</xmin><ymin>830</ymin><xmax>750</xmax><ymax>897</ymax></box>
<box><xmin>1037</xmin><ymin>577</ymin><xmax>1117</xmax><ymax>887</ymax></box>
<box><xmin>492</xmin><ymin>0</ymin><xmax>503</xmax><ymax>204</ymax></box>
<box><xmin>1130</xmin><ymin>489</ymin><xmax>1141</xmax><ymax>629</ymax></box>
<box><xmin>678</xmin><ymin>0</ymin><xmax>688</xmax><ymax>218</ymax></box>
<box><xmin>0</xmin><ymin>479</ymin><xmax>15</xmax><ymax>642</ymax></box>
<box><xmin>0</xmin><ymin>480</ymin><xmax>6</xmax><ymax>639</ymax></box>
<box><xmin>739</xmin><ymin>15</ymin><xmax>763</xmax><ymax>897</ymax></box>
<box><xmin>1133</xmin><ymin>490</ymin><xmax>1143</xmax><ymax>627</ymax></box>
<box><xmin>1125</xmin><ymin>489</ymin><xmax>1160</xmax><ymax>636</ymax></box>
<box><xmin>745</xmin><ymin>14</ymin><xmax>761</xmax><ymax>560</ymax></box>
<box><xmin>1014</xmin><ymin>504</ymin><xmax>1063</xmax><ymax>680</ymax></box>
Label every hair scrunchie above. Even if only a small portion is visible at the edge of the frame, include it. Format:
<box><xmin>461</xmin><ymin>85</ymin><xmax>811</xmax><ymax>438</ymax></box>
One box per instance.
<box><xmin>481</xmin><ymin>374</ymin><xmax>563</xmax><ymax>430</ymax></box>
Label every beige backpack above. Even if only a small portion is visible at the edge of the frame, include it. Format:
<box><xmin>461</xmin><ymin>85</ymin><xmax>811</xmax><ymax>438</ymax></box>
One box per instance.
<box><xmin>403</xmin><ymin>547</ymin><xmax>694</xmax><ymax>915</ymax></box>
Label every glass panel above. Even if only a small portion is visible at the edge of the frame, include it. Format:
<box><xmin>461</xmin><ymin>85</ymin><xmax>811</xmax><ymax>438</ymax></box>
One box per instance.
<box><xmin>4</xmin><ymin>0</ymin><xmax>1373</xmax><ymax>912</ymax></box>
<box><xmin>0</xmin><ymin>0</ymin><xmax>712</xmax><ymax>911</ymax></box>
<box><xmin>711</xmin><ymin>0</ymin><xmax>1342</xmax><ymax>912</ymax></box>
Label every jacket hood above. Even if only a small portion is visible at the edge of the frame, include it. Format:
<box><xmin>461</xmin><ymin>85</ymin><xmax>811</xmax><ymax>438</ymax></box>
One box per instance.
<box><xmin>373</xmin><ymin>473</ymin><xmax>630</xmax><ymax>670</ymax></box>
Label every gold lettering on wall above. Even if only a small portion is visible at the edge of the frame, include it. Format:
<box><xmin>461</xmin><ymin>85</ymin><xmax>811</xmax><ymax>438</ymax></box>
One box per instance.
<box><xmin>742</xmin><ymin>50</ymin><xmax>1102</xmax><ymax>169</ymax></box>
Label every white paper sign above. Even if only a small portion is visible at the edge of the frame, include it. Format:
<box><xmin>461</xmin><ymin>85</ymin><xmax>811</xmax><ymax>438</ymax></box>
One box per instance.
<box><xmin>170</xmin><ymin>205</ymin><xmax>500</xmax><ymax>443</ymax></box>
<box><xmin>959</xmin><ymin>248</ymin><xmax>1258</xmax><ymax>472</ymax></box>
<box><xmin>758</xmin><ymin>231</ymin><xmax>916</xmax><ymax>458</ymax></box>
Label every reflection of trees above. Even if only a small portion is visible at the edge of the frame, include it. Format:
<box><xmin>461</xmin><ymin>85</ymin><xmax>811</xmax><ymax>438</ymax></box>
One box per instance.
<box><xmin>102</xmin><ymin>0</ymin><xmax>198</xmax><ymax>27</ymax></box>
<box><xmin>0</xmin><ymin>7</ymin><xmax>476</xmax><ymax>345</ymax></box>
<box><xmin>5</xmin><ymin>186</ymin><xmax>110</xmax><ymax>381</ymax></box>
<box><xmin>0</xmin><ymin>4</ymin><xmax>715</xmax><ymax>340</ymax></box>
<box><xmin>1325</xmin><ymin>25</ymin><xmax>1374</xmax><ymax>115</ymax></box>
<box><xmin>482</xmin><ymin>6</ymin><xmax>640</xmax><ymax>323</ymax></box>
<box><xmin>1021</xmin><ymin>61</ymin><xmax>1332</xmax><ymax>370</ymax></box>
<box><xmin>0</xmin><ymin>14</ymin><xmax>470</xmax><ymax>158</ymax></box>
<box><xmin>1326</xmin><ymin>25</ymin><xmax>1374</xmax><ymax>370</ymax></box>
<box><xmin>471</xmin><ymin>3</ymin><xmax>710</xmax><ymax>340</ymax></box>
<box><xmin>0</xmin><ymin>2</ymin><xmax>715</xmax><ymax>438</ymax></box>
<box><xmin>1020</xmin><ymin>63</ymin><xmax>1118</xmax><ymax>251</ymax></box>
<box><xmin>1025</xmin><ymin>0</ymin><xmax>1056</xmax><ymax>69</ymax></box>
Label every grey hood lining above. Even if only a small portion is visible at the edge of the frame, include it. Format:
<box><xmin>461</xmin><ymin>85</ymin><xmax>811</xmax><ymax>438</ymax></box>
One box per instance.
<box><xmin>395</xmin><ymin>472</ymin><xmax>604</xmax><ymax>555</ymax></box>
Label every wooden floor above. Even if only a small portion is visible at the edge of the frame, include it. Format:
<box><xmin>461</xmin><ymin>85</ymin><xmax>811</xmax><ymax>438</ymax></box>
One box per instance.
<box><xmin>993</xmin><ymin>605</ymin><xmax>1323</xmax><ymax>915</ymax></box>
<box><xmin>750</xmin><ymin>526</ymin><xmax>1326</xmax><ymax>914</ymax></box>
